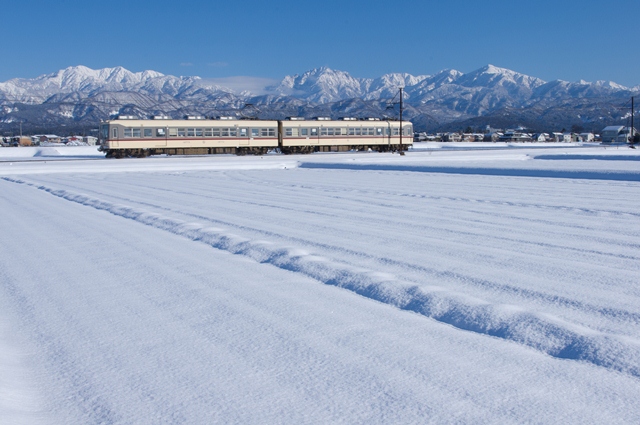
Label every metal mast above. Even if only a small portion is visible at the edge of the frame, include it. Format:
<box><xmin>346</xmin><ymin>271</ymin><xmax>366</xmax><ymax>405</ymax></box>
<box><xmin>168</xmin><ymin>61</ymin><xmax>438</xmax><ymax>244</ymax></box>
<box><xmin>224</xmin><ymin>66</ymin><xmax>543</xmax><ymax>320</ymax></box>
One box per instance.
<box><xmin>399</xmin><ymin>87</ymin><xmax>404</xmax><ymax>154</ymax></box>
<box><xmin>632</xmin><ymin>96</ymin><xmax>635</xmax><ymax>144</ymax></box>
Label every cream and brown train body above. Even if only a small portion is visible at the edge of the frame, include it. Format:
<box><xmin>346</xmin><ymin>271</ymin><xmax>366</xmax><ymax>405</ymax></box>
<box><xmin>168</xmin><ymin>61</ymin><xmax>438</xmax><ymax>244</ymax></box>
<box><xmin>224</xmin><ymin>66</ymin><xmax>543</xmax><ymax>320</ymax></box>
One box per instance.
<box><xmin>99</xmin><ymin>117</ymin><xmax>412</xmax><ymax>157</ymax></box>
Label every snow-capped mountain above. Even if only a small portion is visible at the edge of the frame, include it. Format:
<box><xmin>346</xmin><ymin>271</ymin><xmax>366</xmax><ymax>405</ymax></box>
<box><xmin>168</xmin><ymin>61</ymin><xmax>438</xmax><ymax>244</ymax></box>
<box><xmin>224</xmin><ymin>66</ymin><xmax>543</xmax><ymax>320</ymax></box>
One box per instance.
<box><xmin>0</xmin><ymin>66</ymin><xmax>166</xmax><ymax>103</ymax></box>
<box><xmin>270</xmin><ymin>67</ymin><xmax>367</xmax><ymax>103</ymax></box>
<box><xmin>0</xmin><ymin>64</ymin><xmax>637</xmax><ymax>133</ymax></box>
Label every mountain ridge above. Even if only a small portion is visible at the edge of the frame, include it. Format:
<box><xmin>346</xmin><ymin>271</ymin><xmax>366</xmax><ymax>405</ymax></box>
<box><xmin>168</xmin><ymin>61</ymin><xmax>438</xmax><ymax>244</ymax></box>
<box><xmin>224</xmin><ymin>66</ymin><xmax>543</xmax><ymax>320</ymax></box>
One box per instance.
<box><xmin>1</xmin><ymin>65</ymin><xmax>637</xmax><ymax>134</ymax></box>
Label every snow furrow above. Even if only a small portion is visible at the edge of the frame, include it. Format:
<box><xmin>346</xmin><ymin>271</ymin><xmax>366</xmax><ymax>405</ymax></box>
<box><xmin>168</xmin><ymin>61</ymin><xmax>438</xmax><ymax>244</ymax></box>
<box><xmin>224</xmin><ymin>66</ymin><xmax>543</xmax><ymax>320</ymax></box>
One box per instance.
<box><xmin>299</xmin><ymin>162</ymin><xmax>640</xmax><ymax>182</ymax></box>
<box><xmin>4</xmin><ymin>176</ymin><xmax>640</xmax><ymax>379</ymax></box>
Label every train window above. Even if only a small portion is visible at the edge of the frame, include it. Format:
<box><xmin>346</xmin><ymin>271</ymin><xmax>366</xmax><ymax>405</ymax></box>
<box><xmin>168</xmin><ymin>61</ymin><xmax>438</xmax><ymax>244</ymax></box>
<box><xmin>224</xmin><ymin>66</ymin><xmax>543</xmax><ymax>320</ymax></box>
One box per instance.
<box><xmin>239</xmin><ymin>128</ymin><xmax>247</xmax><ymax>137</ymax></box>
<box><xmin>285</xmin><ymin>128</ymin><xmax>292</xmax><ymax>136</ymax></box>
<box><xmin>376</xmin><ymin>128</ymin><xmax>383</xmax><ymax>136</ymax></box>
<box><xmin>124</xmin><ymin>128</ymin><xmax>132</xmax><ymax>137</ymax></box>
<box><xmin>204</xmin><ymin>128</ymin><xmax>213</xmax><ymax>137</ymax></box>
<box><xmin>213</xmin><ymin>128</ymin><xmax>221</xmax><ymax>137</ymax></box>
<box><xmin>229</xmin><ymin>128</ymin><xmax>237</xmax><ymax>137</ymax></box>
<box><xmin>187</xmin><ymin>128</ymin><xmax>195</xmax><ymax>137</ymax></box>
<box><xmin>354</xmin><ymin>128</ymin><xmax>361</xmax><ymax>136</ymax></box>
<box><xmin>112</xmin><ymin>128</ymin><xmax>118</xmax><ymax>138</ymax></box>
<box><xmin>348</xmin><ymin>128</ymin><xmax>355</xmax><ymax>136</ymax></box>
<box><xmin>143</xmin><ymin>128</ymin><xmax>152</xmax><ymax>137</ymax></box>
<box><xmin>301</xmin><ymin>128</ymin><xmax>308</xmax><ymax>136</ymax></box>
<box><xmin>393</xmin><ymin>128</ymin><xmax>399</xmax><ymax>136</ymax></box>
<box><xmin>310</xmin><ymin>128</ymin><xmax>318</xmax><ymax>136</ymax></box>
<box><xmin>169</xmin><ymin>128</ymin><xmax>178</xmax><ymax>137</ymax></box>
<box><xmin>251</xmin><ymin>128</ymin><xmax>259</xmax><ymax>137</ymax></box>
<box><xmin>195</xmin><ymin>128</ymin><xmax>203</xmax><ymax>137</ymax></box>
<box><xmin>221</xmin><ymin>128</ymin><xmax>230</xmax><ymax>137</ymax></box>
<box><xmin>177</xmin><ymin>128</ymin><xmax>186</xmax><ymax>137</ymax></box>
<box><xmin>133</xmin><ymin>128</ymin><xmax>141</xmax><ymax>137</ymax></box>
<box><xmin>368</xmin><ymin>128</ymin><xmax>375</xmax><ymax>136</ymax></box>
<box><xmin>157</xmin><ymin>128</ymin><xmax>166</xmax><ymax>137</ymax></box>
<box><xmin>260</xmin><ymin>128</ymin><xmax>268</xmax><ymax>137</ymax></box>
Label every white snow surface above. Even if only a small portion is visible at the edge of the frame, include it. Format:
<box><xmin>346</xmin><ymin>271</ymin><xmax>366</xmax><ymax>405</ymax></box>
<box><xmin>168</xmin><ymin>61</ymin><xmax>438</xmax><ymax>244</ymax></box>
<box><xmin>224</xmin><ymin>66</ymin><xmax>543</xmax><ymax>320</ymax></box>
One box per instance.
<box><xmin>1</xmin><ymin>144</ymin><xmax>640</xmax><ymax>424</ymax></box>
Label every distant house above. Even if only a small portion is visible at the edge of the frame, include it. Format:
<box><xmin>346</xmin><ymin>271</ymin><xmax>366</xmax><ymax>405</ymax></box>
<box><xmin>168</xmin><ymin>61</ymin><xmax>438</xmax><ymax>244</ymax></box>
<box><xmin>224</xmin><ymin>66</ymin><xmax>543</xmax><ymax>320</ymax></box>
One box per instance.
<box><xmin>461</xmin><ymin>133</ymin><xmax>475</xmax><ymax>142</ymax></box>
<box><xmin>35</xmin><ymin>134</ymin><xmax>62</xmax><ymax>144</ymax></box>
<box><xmin>442</xmin><ymin>133</ymin><xmax>462</xmax><ymax>142</ymax></box>
<box><xmin>483</xmin><ymin>132</ymin><xmax>502</xmax><ymax>142</ymax></box>
<box><xmin>561</xmin><ymin>133</ymin><xmax>574</xmax><ymax>143</ymax></box>
<box><xmin>579</xmin><ymin>132</ymin><xmax>595</xmax><ymax>142</ymax></box>
<box><xmin>499</xmin><ymin>131</ymin><xmax>532</xmax><ymax>142</ymax></box>
<box><xmin>551</xmin><ymin>132</ymin><xmax>564</xmax><ymax>142</ymax></box>
<box><xmin>64</xmin><ymin>136</ymin><xmax>84</xmax><ymax>145</ymax></box>
<box><xmin>84</xmin><ymin>136</ymin><xmax>98</xmax><ymax>145</ymax></box>
<box><xmin>16</xmin><ymin>136</ymin><xmax>32</xmax><ymax>146</ymax></box>
<box><xmin>532</xmin><ymin>133</ymin><xmax>549</xmax><ymax>142</ymax></box>
<box><xmin>601</xmin><ymin>126</ymin><xmax>625</xmax><ymax>143</ymax></box>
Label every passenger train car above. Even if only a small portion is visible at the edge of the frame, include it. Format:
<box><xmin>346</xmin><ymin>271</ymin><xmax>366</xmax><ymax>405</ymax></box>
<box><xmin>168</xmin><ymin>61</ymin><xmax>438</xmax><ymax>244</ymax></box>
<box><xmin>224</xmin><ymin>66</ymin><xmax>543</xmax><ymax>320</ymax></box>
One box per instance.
<box><xmin>98</xmin><ymin>116</ymin><xmax>412</xmax><ymax>157</ymax></box>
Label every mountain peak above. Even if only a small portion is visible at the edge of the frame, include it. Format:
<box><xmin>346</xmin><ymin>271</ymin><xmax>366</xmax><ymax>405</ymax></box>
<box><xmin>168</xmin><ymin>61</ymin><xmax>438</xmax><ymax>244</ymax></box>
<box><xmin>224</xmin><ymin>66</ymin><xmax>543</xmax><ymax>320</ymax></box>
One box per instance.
<box><xmin>481</xmin><ymin>64</ymin><xmax>507</xmax><ymax>74</ymax></box>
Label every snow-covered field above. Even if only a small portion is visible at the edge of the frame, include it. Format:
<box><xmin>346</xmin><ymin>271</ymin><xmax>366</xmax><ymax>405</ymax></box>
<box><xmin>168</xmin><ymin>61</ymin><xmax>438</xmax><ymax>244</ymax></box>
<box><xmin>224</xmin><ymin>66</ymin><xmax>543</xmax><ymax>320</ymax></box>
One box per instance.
<box><xmin>1</xmin><ymin>144</ymin><xmax>639</xmax><ymax>424</ymax></box>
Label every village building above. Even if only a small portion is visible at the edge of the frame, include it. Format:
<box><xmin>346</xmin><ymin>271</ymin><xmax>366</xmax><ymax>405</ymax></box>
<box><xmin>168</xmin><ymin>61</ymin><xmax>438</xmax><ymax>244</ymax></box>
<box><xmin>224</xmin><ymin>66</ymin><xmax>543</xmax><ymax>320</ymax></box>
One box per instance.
<box><xmin>532</xmin><ymin>133</ymin><xmax>549</xmax><ymax>142</ymax></box>
<box><xmin>33</xmin><ymin>134</ymin><xmax>63</xmax><ymax>144</ymax></box>
<box><xmin>442</xmin><ymin>133</ymin><xmax>462</xmax><ymax>142</ymax></box>
<box><xmin>483</xmin><ymin>132</ymin><xmax>502</xmax><ymax>142</ymax></box>
<box><xmin>579</xmin><ymin>132</ymin><xmax>595</xmax><ymax>142</ymax></box>
<box><xmin>601</xmin><ymin>126</ymin><xmax>637</xmax><ymax>143</ymax></box>
<box><xmin>499</xmin><ymin>130</ymin><xmax>532</xmax><ymax>142</ymax></box>
<box><xmin>563</xmin><ymin>133</ymin><xmax>581</xmax><ymax>142</ymax></box>
<box><xmin>64</xmin><ymin>136</ymin><xmax>84</xmax><ymax>145</ymax></box>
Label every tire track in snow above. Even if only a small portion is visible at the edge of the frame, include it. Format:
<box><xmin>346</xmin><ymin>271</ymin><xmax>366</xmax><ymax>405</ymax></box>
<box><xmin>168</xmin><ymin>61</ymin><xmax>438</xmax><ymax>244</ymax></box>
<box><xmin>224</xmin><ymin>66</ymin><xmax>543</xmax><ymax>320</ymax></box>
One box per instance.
<box><xmin>4</xmin><ymin>176</ymin><xmax>640</xmax><ymax>379</ymax></box>
<box><xmin>38</xmin><ymin>179</ymin><xmax>640</xmax><ymax>325</ymax></box>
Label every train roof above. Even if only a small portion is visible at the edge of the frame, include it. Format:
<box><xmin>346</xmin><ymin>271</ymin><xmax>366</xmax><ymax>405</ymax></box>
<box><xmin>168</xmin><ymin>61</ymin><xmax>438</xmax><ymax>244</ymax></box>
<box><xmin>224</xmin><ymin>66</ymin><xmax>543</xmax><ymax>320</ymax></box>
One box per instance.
<box><xmin>104</xmin><ymin>117</ymin><xmax>411</xmax><ymax>126</ymax></box>
<box><xmin>105</xmin><ymin>118</ymin><xmax>278</xmax><ymax>126</ymax></box>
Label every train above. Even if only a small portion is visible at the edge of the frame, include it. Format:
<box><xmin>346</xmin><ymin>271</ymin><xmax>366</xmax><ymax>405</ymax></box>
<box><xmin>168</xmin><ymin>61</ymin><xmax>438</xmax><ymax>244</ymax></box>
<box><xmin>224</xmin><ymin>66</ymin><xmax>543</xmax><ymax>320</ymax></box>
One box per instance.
<box><xmin>98</xmin><ymin>116</ymin><xmax>413</xmax><ymax>157</ymax></box>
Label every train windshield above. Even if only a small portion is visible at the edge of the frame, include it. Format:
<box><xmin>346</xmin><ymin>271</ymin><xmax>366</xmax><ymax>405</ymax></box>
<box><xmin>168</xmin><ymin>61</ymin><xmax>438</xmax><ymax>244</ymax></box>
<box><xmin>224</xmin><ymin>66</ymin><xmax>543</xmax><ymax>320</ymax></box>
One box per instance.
<box><xmin>99</xmin><ymin>124</ymin><xmax>109</xmax><ymax>141</ymax></box>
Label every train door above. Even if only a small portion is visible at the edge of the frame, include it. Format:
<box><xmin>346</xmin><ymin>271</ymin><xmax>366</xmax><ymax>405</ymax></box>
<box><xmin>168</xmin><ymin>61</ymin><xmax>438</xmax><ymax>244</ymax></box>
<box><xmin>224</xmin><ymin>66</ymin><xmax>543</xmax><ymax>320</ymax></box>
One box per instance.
<box><xmin>155</xmin><ymin>127</ymin><xmax>167</xmax><ymax>147</ymax></box>
<box><xmin>310</xmin><ymin>127</ymin><xmax>319</xmax><ymax>144</ymax></box>
<box><xmin>238</xmin><ymin>127</ymin><xmax>249</xmax><ymax>145</ymax></box>
<box><xmin>111</xmin><ymin>125</ymin><xmax>119</xmax><ymax>148</ymax></box>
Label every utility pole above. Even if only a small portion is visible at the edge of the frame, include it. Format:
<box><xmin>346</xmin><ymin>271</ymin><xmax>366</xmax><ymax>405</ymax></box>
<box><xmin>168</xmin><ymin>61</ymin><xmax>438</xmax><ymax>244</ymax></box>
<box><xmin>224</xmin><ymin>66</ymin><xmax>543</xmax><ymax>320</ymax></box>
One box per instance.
<box><xmin>399</xmin><ymin>87</ymin><xmax>404</xmax><ymax>155</ymax></box>
<box><xmin>631</xmin><ymin>96</ymin><xmax>635</xmax><ymax>145</ymax></box>
<box><xmin>386</xmin><ymin>87</ymin><xmax>406</xmax><ymax>154</ymax></box>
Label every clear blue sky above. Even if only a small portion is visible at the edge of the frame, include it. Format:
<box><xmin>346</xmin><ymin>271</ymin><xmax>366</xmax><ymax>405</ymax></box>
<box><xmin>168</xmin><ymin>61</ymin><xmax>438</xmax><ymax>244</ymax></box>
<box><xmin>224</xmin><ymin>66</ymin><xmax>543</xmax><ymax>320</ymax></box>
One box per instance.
<box><xmin>3</xmin><ymin>0</ymin><xmax>639</xmax><ymax>86</ymax></box>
